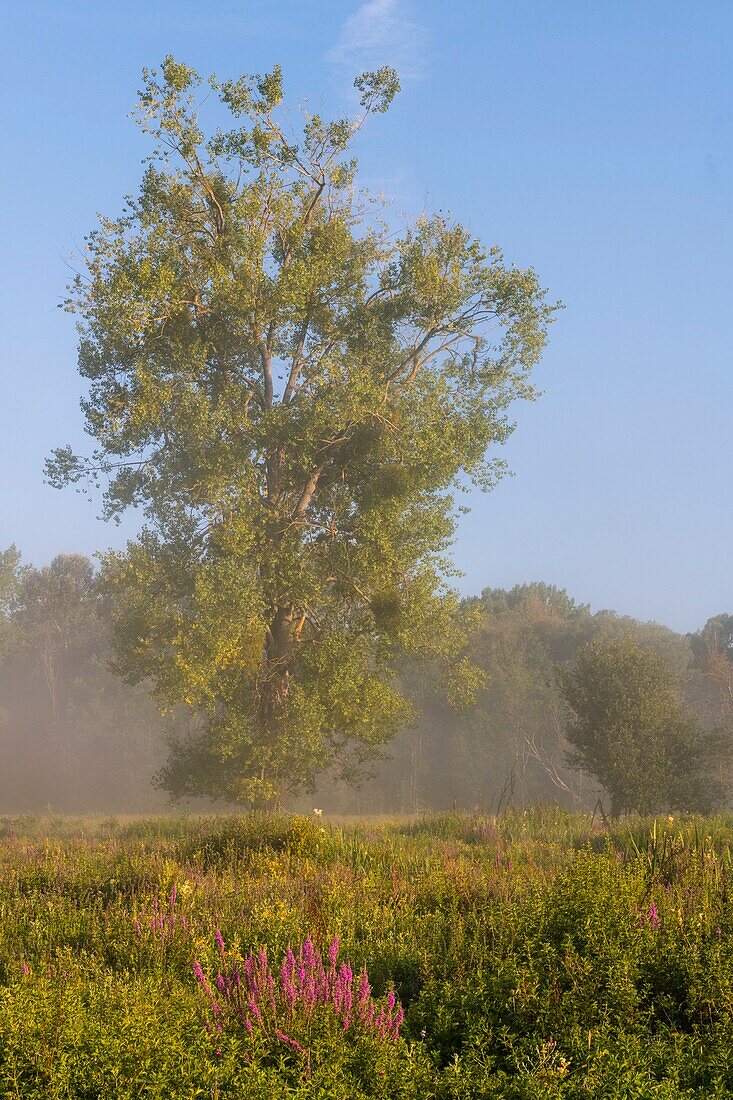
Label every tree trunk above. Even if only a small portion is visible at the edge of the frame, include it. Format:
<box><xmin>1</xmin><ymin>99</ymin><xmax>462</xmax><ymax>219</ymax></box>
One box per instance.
<box><xmin>260</xmin><ymin>605</ymin><xmax>295</xmax><ymax>734</ymax></box>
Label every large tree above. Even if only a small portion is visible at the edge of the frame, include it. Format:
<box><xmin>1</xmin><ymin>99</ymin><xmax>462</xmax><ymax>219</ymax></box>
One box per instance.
<box><xmin>48</xmin><ymin>59</ymin><xmax>557</xmax><ymax>804</ymax></box>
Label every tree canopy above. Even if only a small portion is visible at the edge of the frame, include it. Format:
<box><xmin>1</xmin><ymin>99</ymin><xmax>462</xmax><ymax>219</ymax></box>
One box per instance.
<box><xmin>48</xmin><ymin>58</ymin><xmax>558</xmax><ymax>804</ymax></box>
<box><xmin>559</xmin><ymin>634</ymin><xmax>726</xmax><ymax>816</ymax></box>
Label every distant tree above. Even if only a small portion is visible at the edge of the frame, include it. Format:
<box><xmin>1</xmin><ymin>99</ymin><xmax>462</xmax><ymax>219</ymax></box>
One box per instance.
<box><xmin>15</xmin><ymin>554</ymin><xmax>96</xmax><ymax>731</ymax></box>
<box><xmin>0</xmin><ymin>554</ymin><xmax>166</xmax><ymax>812</ymax></box>
<box><xmin>559</xmin><ymin>634</ymin><xmax>726</xmax><ymax>816</ymax></box>
<box><xmin>0</xmin><ymin>546</ymin><xmax>24</xmax><ymax>659</ymax></box>
<box><xmin>47</xmin><ymin>58</ymin><xmax>558</xmax><ymax>804</ymax></box>
<box><xmin>689</xmin><ymin>613</ymin><xmax>733</xmax><ymax>726</ymax></box>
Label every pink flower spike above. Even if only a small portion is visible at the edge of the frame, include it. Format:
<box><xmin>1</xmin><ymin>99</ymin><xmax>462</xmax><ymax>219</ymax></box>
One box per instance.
<box><xmin>329</xmin><ymin>934</ymin><xmax>339</xmax><ymax>967</ymax></box>
<box><xmin>275</xmin><ymin>1030</ymin><xmax>307</xmax><ymax>1056</ymax></box>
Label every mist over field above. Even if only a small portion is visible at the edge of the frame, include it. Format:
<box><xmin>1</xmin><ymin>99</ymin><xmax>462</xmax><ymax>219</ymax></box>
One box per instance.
<box><xmin>1</xmin><ymin>549</ymin><xmax>730</xmax><ymax>816</ymax></box>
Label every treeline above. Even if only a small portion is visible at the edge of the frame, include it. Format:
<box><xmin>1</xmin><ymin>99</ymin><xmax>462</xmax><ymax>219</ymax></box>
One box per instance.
<box><xmin>0</xmin><ymin>549</ymin><xmax>169</xmax><ymax>812</ymax></box>
<box><xmin>311</xmin><ymin>584</ymin><xmax>733</xmax><ymax>815</ymax></box>
<box><xmin>1</xmin><ymin>551</ymin><xmax>731</xmax><ymax>814</ymax></box>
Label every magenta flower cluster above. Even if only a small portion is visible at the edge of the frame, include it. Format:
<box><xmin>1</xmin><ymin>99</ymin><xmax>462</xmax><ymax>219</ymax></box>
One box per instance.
<box><xmin>193</xmin><ymin>932</ymin><xmax>404</xmax><ymax>1050</ymax></box>
<box><xmin>471</xmin><ymin>819</ymin><xmax>497</xmax><ymax>843</ymax></box>
<box><xmin>637</xmin><ymin>899</ymin><xmax>661</xmax><ymax>929</ymax></box>
<box><xmin>646</xmin><ymin>900</ymin><xmax>661</xmax><ymax>929</ymax></box>
<box><xmin>134</xmin><ymin>886</ymin><xmax>190</xmax><ymax>940</ymax></box>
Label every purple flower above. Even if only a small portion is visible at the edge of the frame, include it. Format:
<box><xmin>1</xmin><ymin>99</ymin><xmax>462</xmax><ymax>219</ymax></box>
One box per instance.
<box><xmin>302</xmin><ymin>937</ymin><xmax>315</xmax><ymax>967</ymax></box>
<box><xmin>357</xmin><ymin>967</ymin><xmax>371</xmax><ymax>1010</ymax></box>
<box><xmin>328</xmin><ymin>934</ymin><xmax>339</xmax><ymax>968</ymax></box>
<box><xmin>193</xmin><ymin>934</ymin><xmax>404</xmax><ymax>1050</ymax></box>
<box><xmin>275</xmin><ymin>1030</ymin><xmax>307</xmax><ymax>1056</ymax></box>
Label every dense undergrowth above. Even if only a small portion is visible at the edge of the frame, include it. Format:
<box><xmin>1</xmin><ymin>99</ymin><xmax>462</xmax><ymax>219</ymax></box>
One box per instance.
<box><xmin>2</xmin><ymin>808</ymin><xmax>733</xmax><ymax>1096</ymax></box>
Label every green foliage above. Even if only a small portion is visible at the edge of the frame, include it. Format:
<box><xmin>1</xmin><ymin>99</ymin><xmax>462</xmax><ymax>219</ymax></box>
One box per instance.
<box><xmin>324</xmin><ymin>585</ymin><xmax>731</xmax><ymax>816</ymax></box>
<box><xmin>4</xmin><ymin>811</ymin><xmax>733</xmax><ymax>1094</ymax></box>
<box><xmin>48</xmin><ymin>58</ymin><xmax>558</xmax><ymax>804</ymax></box>
<box><xmin>559</xmin><ymin>634</ymin><xmax>726</xmax><ymax>816</ymax></box>
<box><xmin>0</xmin><ymin>545</ymin><xmax>24</xmax><ymax>658</ymax></box>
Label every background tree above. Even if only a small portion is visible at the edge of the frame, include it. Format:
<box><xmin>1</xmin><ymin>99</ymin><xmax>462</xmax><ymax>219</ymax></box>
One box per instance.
<box><xmin>47</xmin><ymin>58</ymin><xmax>557</xmax><ymax>804</ymax></box>
<box><xmin>689</xmin><ymin>614</ymin><xmax>733</xmax><ymax>724</ymax></box>
<box><xmin>316</xmin><ymin>586</ymin><xmax>699</xmax><ymax>815</ymax></box>
<box><xmin>0</xmin><ymin>546</ymin><xmax>24</xmax><ymax>660</ymax></box>
<box><xmin>0</xmin><ymin>553</ymin><xmax>168</xmax><ymax>812</ymax></box>
<box><xmin>558</xmin><ymin>634</ymin><xmax>725</xmax><ymax>816</ymax></box>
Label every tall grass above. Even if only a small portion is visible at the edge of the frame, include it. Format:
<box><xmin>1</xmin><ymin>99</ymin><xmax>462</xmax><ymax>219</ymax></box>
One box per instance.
<box><xmin>1</xmin><ymin>810</ymin><xmax>733</xmax><ymax>1095</ymax></box>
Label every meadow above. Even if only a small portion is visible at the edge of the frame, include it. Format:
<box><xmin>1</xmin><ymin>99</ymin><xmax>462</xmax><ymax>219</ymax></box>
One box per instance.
<box><xmin>2</xmin><ymin>809</ymin><xmax>733</xmax><ymax>1097</ymax></box>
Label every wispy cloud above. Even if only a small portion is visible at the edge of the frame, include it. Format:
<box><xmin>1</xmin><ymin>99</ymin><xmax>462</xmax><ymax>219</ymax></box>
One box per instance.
<box><xmin>326</xmin><ymin>0</ymin><xmax>428</xmax><ymax>82</ymax></box>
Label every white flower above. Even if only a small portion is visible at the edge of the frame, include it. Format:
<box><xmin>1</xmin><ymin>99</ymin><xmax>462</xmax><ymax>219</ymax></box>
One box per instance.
<box><xmin>313</xmin><ymin>808</ymin><xmax>323</xmax><ymax>818</ymax></box>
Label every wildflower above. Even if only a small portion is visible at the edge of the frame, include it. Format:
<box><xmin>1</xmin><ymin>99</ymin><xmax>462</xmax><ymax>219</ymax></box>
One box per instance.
<box><xmin>328</xmin><ymin>934</ymin><xmax>339</xmax><ymax>968</ymax></box>
<box><xmin>646</xmin><ymin>900</ymin><xmax>661</xmax><ymax>929</ymax></box>
<box><xmin>313</xmin><ymin>808</ymin><xmax>323</xmax><ymax>817</ymax></box>
<box><xmin>194</xmin><ymin>935</ymin><xmax>404</xmax><ymax>1048</ymax></box>
<box><xmin>193</xmin><ymin>960</ymin><xmax>218</xmax><ymax>1006</ymax></box>
<box><xmin>357</xmin><ymin>967</ymin><xmax>371</xmax><ymax>1013</ymax></box>
<box><xmin>275</xmin><ymin>1030</ymin><xmax>308</xmax><ymax>1056</ymax></box>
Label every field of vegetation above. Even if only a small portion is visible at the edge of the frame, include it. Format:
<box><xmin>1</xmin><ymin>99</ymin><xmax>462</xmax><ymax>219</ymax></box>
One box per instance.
<box><xmin>1</xmin><ymin>810</ymin><xmax>733</xmax><ymax>1097</ymax></box>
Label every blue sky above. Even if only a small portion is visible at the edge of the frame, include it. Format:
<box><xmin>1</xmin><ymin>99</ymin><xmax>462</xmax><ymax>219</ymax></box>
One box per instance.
<box><xmin>1</xmin><ymin>0</ymin><xmax>731</xmax><ymax>632</ymax></box>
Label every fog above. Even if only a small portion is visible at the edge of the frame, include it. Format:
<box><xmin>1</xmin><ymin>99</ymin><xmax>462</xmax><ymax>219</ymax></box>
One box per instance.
<box><xmin>1</xmin><ymin>550</ymin><xmax>729</xmax><ymax>816</ymax></box>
